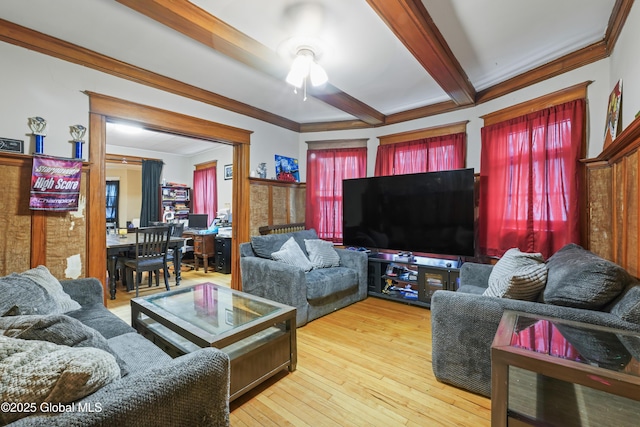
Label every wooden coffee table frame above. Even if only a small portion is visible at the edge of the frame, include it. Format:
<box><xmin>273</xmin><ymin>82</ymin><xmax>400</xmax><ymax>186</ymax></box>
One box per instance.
<box><xmin>131</xmin><ymin>283</ymin><xmax>297</xmax><ymax>401</ymax></box>
<box><xmin>491</xmin><ymin>310</ymin><xmax>640</xmax><ymax>427</ymax></box>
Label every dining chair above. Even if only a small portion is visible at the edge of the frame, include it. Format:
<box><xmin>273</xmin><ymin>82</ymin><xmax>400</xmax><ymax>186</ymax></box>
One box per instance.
<box><xmin>124</xmin><ymin>226</ymin><xmax>171</xmax><ymax>297</ymax></box>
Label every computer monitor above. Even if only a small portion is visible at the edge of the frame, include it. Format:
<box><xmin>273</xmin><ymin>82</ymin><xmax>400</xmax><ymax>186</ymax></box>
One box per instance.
<box><xmin>188</xmin><ymin>213</ymin><xmax>209</xmax><ymax>229</ymax></box>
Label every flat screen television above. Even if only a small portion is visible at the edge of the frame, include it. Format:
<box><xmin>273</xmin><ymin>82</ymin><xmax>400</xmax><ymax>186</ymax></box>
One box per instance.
<box><xmin>342</xmin><ymin>168</ymin><xmax>475</xmax><ymax>257</ymax></box>
<box><xmin>188</xmin><ymin>213</ymin><xmax>209</xmax><ymax>229</ymax></box>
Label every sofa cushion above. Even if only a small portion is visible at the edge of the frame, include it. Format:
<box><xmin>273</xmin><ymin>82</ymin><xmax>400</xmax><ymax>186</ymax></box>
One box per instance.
<box><xmin>0</xmin><ymin>314</ymin><xmax>129</xmax><ymax>376</ymax></box>
<box><xmin>271</xmin><ymin>236</ymin><xmax>314</xmax><ymax>272</ymax></box>
<box><xmin>483</xmin><ymin>248</ymin><xmax>548</xmax><ymax>301</ymax></box>
<box><xmin>542</xmin><ymin>244</ymin><xmax>632</xmax><ymax>309</ymax></box>
<box><xmin>610</xmin><ymin>285</ymin><xmax>640</xmax><ymax>324</ymax></box>
<box><xmin>0</xmin><ymin>273</ymin><xmax>57</xmax><ymax>315</ymax></box>
<box><xmin>0</xmin><ymin>335</ymin><xmax>120</xmax><ymax>425</ymax></box>
<box><xmin>19</xmin><ymin>266</ymin><xmax>82</xmax><ymax>313</ymax></box>
<box><xmin>251</xmin><ymin>229</ymin><xmax>319</xmax><ymax>259</ymax></box>
<box><xmin>305</xmin><ymin>267</ymin><xmax>358</xmax><ymax>302</ymax></box>
<box><xmin>305</xmin><ymin>239</ymin><xmax>340</xmax><ymax>269</ymax></box>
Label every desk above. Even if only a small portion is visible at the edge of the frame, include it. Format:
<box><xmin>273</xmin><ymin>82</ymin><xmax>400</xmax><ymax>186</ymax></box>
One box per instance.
<box><xmin>106</xmin><ymin>234</ymin><xmax>185</xmax><ymax>300</ymax></box>
<box><xmin>183</xmin><ymin>231</ymin><xmax>216</xmax><ymax>273</ymax></box>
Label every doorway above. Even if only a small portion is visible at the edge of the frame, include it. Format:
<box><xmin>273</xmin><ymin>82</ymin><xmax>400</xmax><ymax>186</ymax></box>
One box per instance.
<box><xmin>86</xmin><ymin>91</ymin><xmax>251</xmax><ymax>292</ymax></box>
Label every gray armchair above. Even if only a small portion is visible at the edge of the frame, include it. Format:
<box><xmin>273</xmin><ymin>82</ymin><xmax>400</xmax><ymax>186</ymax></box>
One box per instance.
<box><xmin>239</xmin><ymin>229</ymin><xmax>368</xmax><ymax>327</ymax></box>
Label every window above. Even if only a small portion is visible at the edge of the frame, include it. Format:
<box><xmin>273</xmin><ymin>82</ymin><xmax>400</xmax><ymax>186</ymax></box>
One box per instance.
<box><xmin>192</xmin><ymin>162</ymin><xmax>218</xmax><ymax>225</ymax></box>
<box><xmin>479</xmin><ymin>99</ymin><xmax>585</xmax><ymax>258</ymax></box>
<box><xmin>306</xmin><ymin>147</ymin><xmax>367</xmax><ymax>242</ymax></box>
<box><xmin>106</xmin><ymin>180</ymin><xmax>119</xmax><ymax>225</ymax></box>
<box><xmin>374</xmin><ymin>123</ymin><xmax>467</xmax><ymax>176</ymax></box>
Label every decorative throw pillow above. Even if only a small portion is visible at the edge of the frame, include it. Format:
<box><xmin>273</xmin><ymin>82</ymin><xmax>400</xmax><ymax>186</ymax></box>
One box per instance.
<box><xmin>542</xmin><ymin>243</ymin><xmax>632</xmax><ymax>309</ymax></box>
<box><xmin>0</xmin><ymin>335</ymin><xmax>120</xmax><ymax>425</ymax></box>
<box><xmin>0</xmin><ymin>314</ymin><xmax>129</xmax><ymax>376</ymax></box>
<box><xmin>610</xmin><ymin>285</ymin><xmax>640</xmax><ymax>324</ymax></box>
<box><xmin>483</xmin><ymin>248</ymin><xmax>548</xmax><ymax>301</ymax></box>
<box><xmin>251</xmin><ymin>229</ymin><xmax>319</xmax><ymax>258</ymax></box>
<box><xmin>19</xmin><ymin>266</ymin><xmax>82</xmax><ymax>313</ymax></box>
<box><xmin>305</xmin><ymin>239</ymin><xmax>340</xmax><ymax>269</ymax></box>
<box><xmin>271</xmin><ymin>237</ymin><xmax>314</xmax><ymax>272</ymax></box>
<box><xmin>0</xmin><ymin>274</ymin><xmax>57</xmax><ymax>316</ymax></box>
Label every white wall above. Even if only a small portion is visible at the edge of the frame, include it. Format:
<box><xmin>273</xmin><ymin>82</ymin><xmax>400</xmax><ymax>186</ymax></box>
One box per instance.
<box><xmin>297</xmin><ymin>58</ymin><xmax>612</xmax><ymax>179</ymax></box>
<box><xmin>0</xmin><ymin>41</ymin><xmax>300</xmax><ymax>173</ymax></box>
<box><xmin>186</xmin><ymin>144</ymin><xmax>234</xmax><ymax>211</ymax></box>
<box><xmin>609</xmin><ymin>2</ymin><xmax>640</xmax><ymax>131</ymax></box>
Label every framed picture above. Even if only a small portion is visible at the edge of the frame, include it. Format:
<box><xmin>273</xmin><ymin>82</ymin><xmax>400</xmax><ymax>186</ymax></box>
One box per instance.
<box><xmin>0</xmin><ymin>137</ymin><xmax>24</xmax><ymax>154</ymax></box>
<box><xmin>224</xmin><ymin>164</ymin><xmax>233</xmax><ymax>180</ymax></box>
<box><xmin>274</xmin><ymin>155</ymin><xmax>300</xmax><ymax>182</ymax></box>
<box><xmin>603</xmin><ymin>79</ymin><xmax>622</xmax><ymax>149</ymax></box>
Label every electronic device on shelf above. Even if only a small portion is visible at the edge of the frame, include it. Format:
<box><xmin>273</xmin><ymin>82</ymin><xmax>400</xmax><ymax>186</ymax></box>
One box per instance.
<box><xmin>342</xmin><ymin>168</ymin><xmax>475</xmax><ymax>257</ymax></box>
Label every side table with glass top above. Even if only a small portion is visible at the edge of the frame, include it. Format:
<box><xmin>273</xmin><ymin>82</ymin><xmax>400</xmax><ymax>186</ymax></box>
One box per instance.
<box><xmin>131</xmin><ymin>282</ymin><xmax>297</xmax><ymax>401</ymax></box>
<box><xmin>491</xmin><ymin>310</ymin><xmax>640</xmax><ymax>427</ymax></box>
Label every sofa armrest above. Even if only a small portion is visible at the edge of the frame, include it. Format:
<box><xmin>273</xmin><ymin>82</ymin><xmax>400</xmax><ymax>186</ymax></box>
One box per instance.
<box><xmin>459</xmin><ymin>262</ymin><xmax>493</xmax><ymax>289</ymax></box>
<box><xmin>335</xmin><ymin>248</ymin><xmax>368</xmax><ymax>299</ymax></box>
<box><xmin>240</xmin><ymin>256</ymin><xmax>308</xmax><ymax>309</ymax></box>
<box><xmin>430</xmin><ymin>290</ymin><xmax>640</xmax><ymax>397</ymax></box>
<box><xmin>10</xmin><ymin>348</ymin><xmax>230</xmax><ymax>427</ymax></box>
<box><xmin>60</xmin><ymin>278</ymin><xmax>104</xmax><ymax>307</ymax></box>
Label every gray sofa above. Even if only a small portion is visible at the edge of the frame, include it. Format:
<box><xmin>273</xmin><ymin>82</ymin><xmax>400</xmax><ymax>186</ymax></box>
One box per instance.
<box><xmin>431</xmin><ymin>244</ymin><xmax>640</xmax><ymax>397</ymax></box>
<box><xmin>239</xmin><ymin>229</ymin><xmax>368</xmax><ymax>327</ymax></box>
<box><xmin>2</xmin><ymin>277</ymin><xmax>230</xmax><ymax>426</ymax></box>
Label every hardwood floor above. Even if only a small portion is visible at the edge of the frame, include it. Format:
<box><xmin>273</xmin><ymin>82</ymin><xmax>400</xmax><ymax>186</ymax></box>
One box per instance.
<box><xmin>107</xmin><ymin>270</ymin><xmax>491</xmax><ymax>426</ymax></box>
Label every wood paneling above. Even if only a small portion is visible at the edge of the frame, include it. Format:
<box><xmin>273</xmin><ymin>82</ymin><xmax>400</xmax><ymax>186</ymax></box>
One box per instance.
<box><xmin>586</xmin><ymin>115</ymin><xmax>640</xmax><ymax>275</ymax></box>
<box><xmin>0</xmin><ymin>155</ymin><xmax>32</xmax><ymax>274</ymax></box>
<box><xmin>249</xmin><ymin>178</ymin><xmax>306</xmax><ymax>237</ymax></box>
<box><xmin>0</xmin><ymin>154</ymin><xmax>88</xmax><ymax>279</ymax></box>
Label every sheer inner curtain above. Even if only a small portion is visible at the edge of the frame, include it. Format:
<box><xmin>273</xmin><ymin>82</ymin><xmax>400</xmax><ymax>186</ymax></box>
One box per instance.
<box><xmin>140</xmin><ymin>159</ymin><xmax>164</xmax><ymax>227</ymax></box>
<box><xmin>479</xmin><ymin>99</ymin><xmax>584</xmax><ymax>258</ymax></box>
<box><xmin>192</xmin><ymin>166</ymin><xmax>218</xmax><ymax>225</ymax></box>
<box><xmin>374</xmin><ymin>132</ymin><xmax>466</xmax><ymax>176</ymax></box>
<box><xmin>306</xmin><ymin>147</ymin><xmax>367</xmax><ymax>242</ymax></box>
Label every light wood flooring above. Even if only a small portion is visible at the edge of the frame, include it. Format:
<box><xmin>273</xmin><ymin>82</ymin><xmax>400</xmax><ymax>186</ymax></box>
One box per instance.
<box><xmin>107</xmin><ymin>269</ymin><xmax>491</xmax><ymax>427</ymax></box>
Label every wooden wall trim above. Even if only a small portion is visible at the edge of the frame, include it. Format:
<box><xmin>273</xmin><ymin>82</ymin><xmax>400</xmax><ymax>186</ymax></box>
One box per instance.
<box><xmin>195</xmin><ymin>160</ymin><xmax>217</xmax><ymax>170</ymax></box>
<box><xmin>481</xmin><ymin>81</ymin><xmax>592</xmax><ymax>126</ymax></box>
<box><xmin>87</xmin><ymin>91</ymin><xmax>252</xmax><ymax>145</ymax></box>
<box><xmin>378</xmin><ymin>121</ymin><xmax>468</xmax><ymax>145</ymax></box>
<box><xmin>106</xmin><ymin>153</ymin><xmax>161</xmax><ymax>164</ymax></box>
<box><xmin>598</xmin><ymin>115</ymin><xmax>640</xmax><ymax>163</ymax></box>
<box><xmin>306</xmin><ymin>139</ymin><xmax>368</xmax><ymax>150</ymax></box>
<box><xmin>248</xmin><ymin>177</ymin><xmax>306</xmax><ymax>189</ymax></box>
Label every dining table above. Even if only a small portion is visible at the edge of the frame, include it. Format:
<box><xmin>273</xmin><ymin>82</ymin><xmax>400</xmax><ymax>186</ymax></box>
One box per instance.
<box><xmin>106</xmin><ymin>233</ymin><xmax>186</xmax><ymax>300</ymax></box>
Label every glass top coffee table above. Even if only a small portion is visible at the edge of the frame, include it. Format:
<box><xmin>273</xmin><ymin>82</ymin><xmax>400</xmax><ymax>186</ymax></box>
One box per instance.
<box><xmin>491</xmin><ymin>310</ymin><xmax>640</xmax><ymax>427</ymax></box>
<box><xmin>131</xmin><ymin>282</ymin><xmax>296</xmax><ymax>401</ymax></box>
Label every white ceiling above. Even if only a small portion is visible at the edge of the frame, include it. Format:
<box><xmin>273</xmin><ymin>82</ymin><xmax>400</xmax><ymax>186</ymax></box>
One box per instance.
<box><xmin>0</xmin><ymin>0</ymin><xmax>620</xmax><ymax>154</ymax></box>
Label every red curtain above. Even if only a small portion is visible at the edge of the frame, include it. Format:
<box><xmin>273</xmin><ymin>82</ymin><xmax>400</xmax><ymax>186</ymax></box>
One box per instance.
<box><xmin>512</xmin><ymin>321</ymin><xmax>579</xmax><ymax>360</ymax></box>
<box><xmin>192</xmin><ymin>166</ymin><xmax>218</xmax><ymax>226</ymax></box>
<box><xmin>479</xmin><ymin>99</ymin><xmax>584</xmax><ymax>258</ymax></box>
<box><xmin>374</xmin><ymin>132</ymin><xmax>466</xmax><ymax>176</ymax></box>
<box><xmin>306</xmin><ymin>147</ymin><xmax>367</xmax><ymax>242</ymax></box>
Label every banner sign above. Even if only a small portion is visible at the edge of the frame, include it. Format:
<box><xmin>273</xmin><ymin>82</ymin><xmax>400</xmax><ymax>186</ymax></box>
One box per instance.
<box><xmin>30</xmin><ymin>155</ymin><xmax>82</xmax><ymax>211</ymax></box>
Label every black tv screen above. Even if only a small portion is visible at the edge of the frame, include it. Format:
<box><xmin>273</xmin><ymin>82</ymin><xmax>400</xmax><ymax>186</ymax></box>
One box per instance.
<box><xmin>343</xmin><ymin>168</ymin><xmax>475</xmax><ymax>257</ymax></box>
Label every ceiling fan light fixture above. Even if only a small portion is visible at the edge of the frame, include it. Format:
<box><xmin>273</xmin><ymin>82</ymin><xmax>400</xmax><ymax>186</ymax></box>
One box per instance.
<box><xmin>309</xmin><ymin>61</ymin><xmax>328</xmax><ymax>86</ymax></box>
<box><xmin>286</xmin><ymin>47</ymin><xmax>327</xmax><ymax>91</ymax></box>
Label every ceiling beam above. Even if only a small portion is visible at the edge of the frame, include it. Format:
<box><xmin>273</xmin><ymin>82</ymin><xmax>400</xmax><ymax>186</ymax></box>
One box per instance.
<box><xmin>366</xmin><ymin>0</ymin><xmax>475</xmax><ymax>106</ymax></box>
<box><xmin>116</xmin><ymin>0</ymin><xmax>385</xmax><ymax>125</ymax></box>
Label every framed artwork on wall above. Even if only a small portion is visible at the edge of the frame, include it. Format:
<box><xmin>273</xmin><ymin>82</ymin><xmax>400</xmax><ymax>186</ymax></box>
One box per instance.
<box><xmin>603</xmin><ymin>79</ymin><xmax>622</xmax><ymax>149</ymax></box>
<box><xmin>274</xmin><ymin>155</ymin><xmax>299</xmax><ymax>182</ymax></box>
<box><xmin>224</xmin><ymin>164</ymin><xmax>232</xmax><ymax>180</ymax></box>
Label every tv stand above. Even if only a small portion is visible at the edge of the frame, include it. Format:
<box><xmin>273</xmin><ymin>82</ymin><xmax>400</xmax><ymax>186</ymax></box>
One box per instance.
<box><xmin>367</xmin><ymin>253</ymin><xmax>461</xmax><ymax>308</ymax></box>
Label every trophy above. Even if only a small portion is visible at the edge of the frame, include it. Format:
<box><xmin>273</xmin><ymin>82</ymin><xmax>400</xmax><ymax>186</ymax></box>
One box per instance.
<box><xmin>28</xmin><ymin>116</ymin><xmax>47</xmax><ymax>154</ymax></box>
<box><xmin>70</xmin><ymin>124</ymin><xmax>86</xmax><ymax>159</ymax></box>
